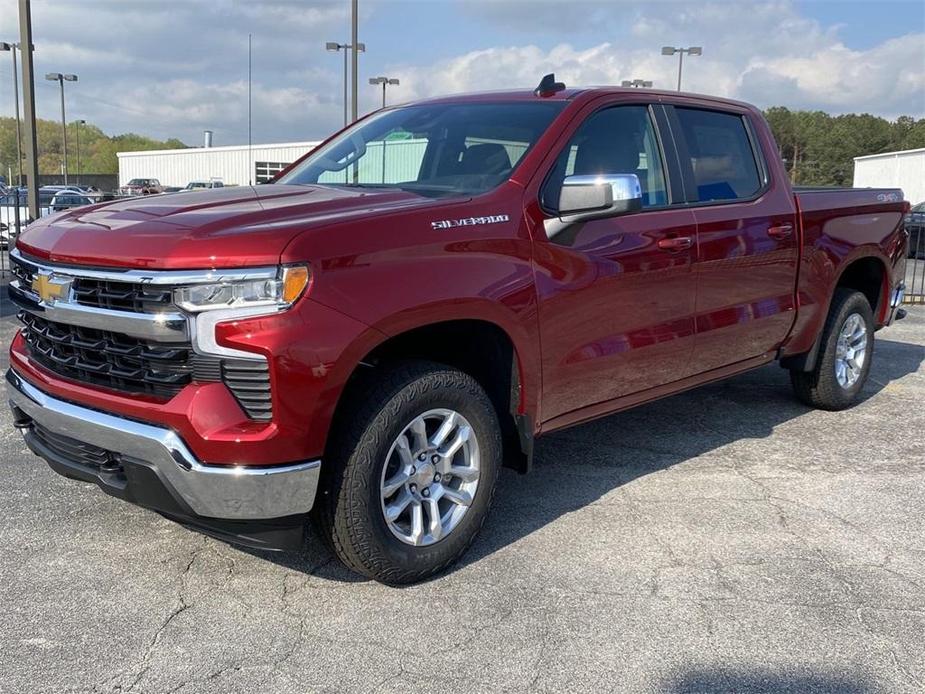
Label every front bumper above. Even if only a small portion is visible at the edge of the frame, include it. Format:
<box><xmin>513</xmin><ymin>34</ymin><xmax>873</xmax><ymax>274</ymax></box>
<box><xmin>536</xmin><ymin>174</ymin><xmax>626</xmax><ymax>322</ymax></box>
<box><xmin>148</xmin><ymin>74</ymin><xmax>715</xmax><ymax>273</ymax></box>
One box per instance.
<box><xmin>6</xmin><ymin>368</ymin><xmax>321</xmax><ymax>550</ymax></box>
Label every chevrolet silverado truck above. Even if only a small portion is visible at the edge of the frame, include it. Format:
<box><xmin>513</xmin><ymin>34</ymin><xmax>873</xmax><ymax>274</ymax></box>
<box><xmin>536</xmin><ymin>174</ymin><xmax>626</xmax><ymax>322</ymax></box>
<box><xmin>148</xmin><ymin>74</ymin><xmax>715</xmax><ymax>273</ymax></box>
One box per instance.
<box><xmin>6</xmin><ymin>77</ymin><xmax>909</xmax><ymax>584</ymax></box>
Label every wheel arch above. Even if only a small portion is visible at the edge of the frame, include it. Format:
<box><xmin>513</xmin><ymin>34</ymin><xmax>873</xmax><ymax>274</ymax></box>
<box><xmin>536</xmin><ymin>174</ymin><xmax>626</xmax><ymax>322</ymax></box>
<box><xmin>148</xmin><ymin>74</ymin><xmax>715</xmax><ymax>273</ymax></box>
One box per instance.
<box><xmin>323</xmin><ymin>314</ymin><xmax>538</xmax><ymax>474</ymax></box>
<box><xmin>782</xmin><ymin>251</ymin><xmax>889</xmax><ymax>373</ymax></box>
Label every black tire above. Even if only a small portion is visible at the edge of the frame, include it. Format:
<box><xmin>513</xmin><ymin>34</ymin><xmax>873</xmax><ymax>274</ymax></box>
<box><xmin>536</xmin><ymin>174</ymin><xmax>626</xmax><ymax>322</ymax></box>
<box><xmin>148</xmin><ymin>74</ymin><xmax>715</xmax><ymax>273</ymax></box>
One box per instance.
<box><xmin>316</xmin><ymin>361</ymin><xmax>502</xmax><ymax>584</ymax></box>
<box><xmin>789</xmin><ymin>288</ymin><xmax>875</xmax><ymax>410</ymax></box>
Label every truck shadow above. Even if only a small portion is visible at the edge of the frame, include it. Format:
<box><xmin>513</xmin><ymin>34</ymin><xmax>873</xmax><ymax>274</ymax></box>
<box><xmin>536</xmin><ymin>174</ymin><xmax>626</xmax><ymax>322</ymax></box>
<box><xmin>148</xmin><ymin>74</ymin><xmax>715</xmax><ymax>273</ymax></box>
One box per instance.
<box><xmin>250</xmin><ymin>336</ymin><xmax>923</xmax><ymax>583</ymax></box>
<box><xmin>665</xmin><ymin>667</ymin><xmax>873</xmax><ymax>693</ymax></box>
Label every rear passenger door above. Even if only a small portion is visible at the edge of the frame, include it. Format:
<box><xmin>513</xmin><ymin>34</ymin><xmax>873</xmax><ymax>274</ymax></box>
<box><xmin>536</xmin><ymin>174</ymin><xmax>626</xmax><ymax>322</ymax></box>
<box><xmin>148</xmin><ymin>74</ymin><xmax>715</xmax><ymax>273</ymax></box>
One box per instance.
<box><xmin>668</xmin><ymin>105</ymin><xmax>799</xmax><ymax>373</ymax></box>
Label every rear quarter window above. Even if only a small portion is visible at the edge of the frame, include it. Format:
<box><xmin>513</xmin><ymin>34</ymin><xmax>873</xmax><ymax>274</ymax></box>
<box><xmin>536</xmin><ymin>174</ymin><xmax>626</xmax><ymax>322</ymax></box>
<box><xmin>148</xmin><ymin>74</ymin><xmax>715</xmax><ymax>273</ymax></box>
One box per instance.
<box><xmin>675</xmin><ymin>108</ymin><xmax>762</xmax><ymax>203</ymax></box>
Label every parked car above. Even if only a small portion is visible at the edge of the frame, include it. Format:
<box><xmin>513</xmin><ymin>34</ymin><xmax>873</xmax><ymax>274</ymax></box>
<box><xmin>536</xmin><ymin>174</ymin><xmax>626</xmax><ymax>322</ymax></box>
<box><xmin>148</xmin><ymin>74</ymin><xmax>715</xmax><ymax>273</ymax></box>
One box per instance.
<box><xmin>49</xmin><ymin>190</ymin><xmax>97</xmax><ymax>212</ymax></box>
<box><xmin>120</xmin><ymin>178</ymin><xmax>164</xmax><ymax>196</ymax></box>
<box><xmin>63</xmin><ymin>184</ymin><xmax>104</xmax><ymax>201</ymax></box>
<box><xmin>184</xmin><ymin>179</ymin><xmax>224</xmax><ymax>191</ymax></box>
<box><xmin>6</xmin><ymin>78</ymin><xmax>909</xmax><ymax>584</ymax></box>
<box><xmin>905</xmin><ymin>201</ymin><xmax>924</xmax><ymax>258</ymax></box>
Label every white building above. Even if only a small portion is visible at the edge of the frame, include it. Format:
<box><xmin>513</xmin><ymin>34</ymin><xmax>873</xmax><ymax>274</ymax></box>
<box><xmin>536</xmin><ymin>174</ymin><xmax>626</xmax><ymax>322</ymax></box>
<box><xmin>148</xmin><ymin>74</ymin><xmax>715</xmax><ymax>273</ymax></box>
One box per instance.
<box><xmin>117</xmin><ymin>141</ymin><xmax>321</xmax><ymax>188</ymax></box>
<box><xmin>853</xmin><ymin>148</ymin><xmax>925</xmax><ymax>205</ymax></box>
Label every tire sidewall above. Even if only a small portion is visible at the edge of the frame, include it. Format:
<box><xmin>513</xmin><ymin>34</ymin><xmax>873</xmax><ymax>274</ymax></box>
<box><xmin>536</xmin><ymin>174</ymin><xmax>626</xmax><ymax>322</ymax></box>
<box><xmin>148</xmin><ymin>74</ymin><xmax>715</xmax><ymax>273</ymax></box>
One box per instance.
<box><xmin>346</xmin><ymin>370</ymin><xmax>501</xmax><ymax>579</ymax></box>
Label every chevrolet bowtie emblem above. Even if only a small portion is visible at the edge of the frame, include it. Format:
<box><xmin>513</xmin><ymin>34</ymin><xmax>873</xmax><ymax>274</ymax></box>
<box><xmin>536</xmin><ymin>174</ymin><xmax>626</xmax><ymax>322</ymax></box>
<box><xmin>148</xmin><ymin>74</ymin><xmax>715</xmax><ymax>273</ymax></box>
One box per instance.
<box><xmin>31</xmin><ymin>272</ymin><xmax>73</xmax><ymax>305</ymax></box>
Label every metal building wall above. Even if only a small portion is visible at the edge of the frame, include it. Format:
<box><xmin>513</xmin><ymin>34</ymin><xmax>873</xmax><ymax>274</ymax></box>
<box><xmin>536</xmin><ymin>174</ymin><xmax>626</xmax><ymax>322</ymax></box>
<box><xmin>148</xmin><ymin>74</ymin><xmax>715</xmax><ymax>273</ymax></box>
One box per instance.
<box><xmin>853</xmin><ymin>148</ymin><xmax>925</xmax><ymax>205</ymax></box>
<box><xmin>117</xmin><ymin>142</ymin><xmax>320</xmax><ymax>188</ymax></box>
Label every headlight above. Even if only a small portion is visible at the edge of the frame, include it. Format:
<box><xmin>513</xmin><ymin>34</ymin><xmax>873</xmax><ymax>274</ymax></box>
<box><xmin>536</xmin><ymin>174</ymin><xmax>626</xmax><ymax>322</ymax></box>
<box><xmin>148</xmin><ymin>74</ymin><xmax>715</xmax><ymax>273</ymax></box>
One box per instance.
<box><xmin>174</xmin><ymin>265</ymin><xmax>310</xmax><ymax>313</ymax></box>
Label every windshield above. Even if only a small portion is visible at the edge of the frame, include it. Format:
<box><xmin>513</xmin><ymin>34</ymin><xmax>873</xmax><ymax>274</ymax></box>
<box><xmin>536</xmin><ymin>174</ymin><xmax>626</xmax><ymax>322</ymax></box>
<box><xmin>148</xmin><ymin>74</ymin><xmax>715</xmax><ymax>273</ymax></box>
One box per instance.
<box><xmin>277</xmin><ymin>101</ymin><xmax>565</xmax><ymax>196</ymax></box>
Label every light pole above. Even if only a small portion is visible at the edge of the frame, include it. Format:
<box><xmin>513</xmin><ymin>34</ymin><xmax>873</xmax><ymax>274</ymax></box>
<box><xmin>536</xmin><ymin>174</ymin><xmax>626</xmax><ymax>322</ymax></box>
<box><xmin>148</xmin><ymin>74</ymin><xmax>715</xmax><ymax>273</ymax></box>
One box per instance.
<box><xmin>0</xmin><ymin>42</ymin><xmax>23</xmax><ymax>185</ymax></box>
<box><xmin>369</xmin><ymin>76</ymin><xmax>399</xmax><ymax>108</ymax></box>
<box><xmin>75</xmin><ymin>119</ymin><xmax>85</xmax><ymax>185</ymax></box>
<box><xmin>351</xmin><ymin>0</ymin><xmax>359</xmax><ymax>124</ymax></box>
<box><xmin>621</xmin><ymin>79</ymin><xmax>653</xmax><ymax>88</ymax></box>
<box><xmin>661</xmin><ymin>46</ymin><xmax>701</xmax><ymax>91</ymax></box>
<box><xmin>326</xmin><ymin>41</ymin><xmax>365</xmax><ymax>127</ymax></box>
<box><xmin>45</xmin><ymin>72</ymin><xmax>78</xmax><ymax>185</ymax></box>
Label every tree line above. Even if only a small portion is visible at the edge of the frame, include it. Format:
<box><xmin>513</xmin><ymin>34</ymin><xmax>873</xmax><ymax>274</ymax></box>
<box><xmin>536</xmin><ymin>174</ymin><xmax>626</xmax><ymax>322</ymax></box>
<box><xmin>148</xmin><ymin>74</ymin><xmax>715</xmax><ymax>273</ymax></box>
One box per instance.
<box><xmin>1</xmin><ymin>109</ymin><xmax>924</xmax><ymax>187</ymax></box>
<box><xmin>764</xmin><ymin>108</ymin><xmax>925</xmax><ymax>186</ymax></box>
<box><xmin>0</xmin><ymin>116</ymin><xmax>186</xmax><ymax>183</ymax></box>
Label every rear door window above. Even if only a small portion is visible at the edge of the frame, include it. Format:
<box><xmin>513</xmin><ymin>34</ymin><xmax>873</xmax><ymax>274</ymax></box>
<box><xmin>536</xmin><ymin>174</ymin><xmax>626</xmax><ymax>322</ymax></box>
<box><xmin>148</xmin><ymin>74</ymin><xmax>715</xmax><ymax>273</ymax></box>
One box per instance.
<box><xmin>674</xmin><ymin>108</ymin><xmax>762</xmax><ymax>202</ymax></box>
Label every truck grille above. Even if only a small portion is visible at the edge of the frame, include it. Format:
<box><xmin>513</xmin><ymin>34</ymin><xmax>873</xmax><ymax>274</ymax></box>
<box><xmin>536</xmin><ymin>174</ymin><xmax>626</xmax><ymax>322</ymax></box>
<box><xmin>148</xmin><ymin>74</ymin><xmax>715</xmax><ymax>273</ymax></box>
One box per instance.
<box><xmin>73</xmin><ymin>278</ymin><xmax>174</xmax><ymax>313</ymax></box>
<box><xmin>11</xmin><ymin>257</ymin><xmax>173</xmax><ymax>314</ymax></box>
<box><xmin>21</xmin><ymin>312</ymin><xmax>195</xmax><ymax>399</ymax></box>
<box><xmin>12</xmin><ymin>253</ymin><xmax>274</xmax><ymax>420</ymax></box>
<box><xmin>19</xmin><ymin>312</ymin><xmax>273</xmax><ymax>420</ymax></box>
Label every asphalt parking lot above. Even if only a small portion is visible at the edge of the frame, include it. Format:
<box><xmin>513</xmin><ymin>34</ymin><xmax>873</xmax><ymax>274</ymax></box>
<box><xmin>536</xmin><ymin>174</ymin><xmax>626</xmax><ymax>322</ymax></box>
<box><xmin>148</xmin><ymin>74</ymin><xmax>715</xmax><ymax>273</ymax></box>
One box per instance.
<box><xmin>1</xmin><ymin>302</ymin><xmax>923</xmax><ymax>694</ymax></box>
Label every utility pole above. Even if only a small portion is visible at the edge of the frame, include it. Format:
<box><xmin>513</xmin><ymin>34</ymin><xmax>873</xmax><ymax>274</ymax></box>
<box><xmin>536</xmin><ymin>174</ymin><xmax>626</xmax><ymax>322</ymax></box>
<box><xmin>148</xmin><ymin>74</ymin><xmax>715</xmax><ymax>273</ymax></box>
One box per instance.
<box><xmin>0</xmin><ymin>42</ymin><xmax>23</xmax><ymax>185</ymax></box>
<box><xmin>661</xmin><ymin>46</ymin><xmax>702</xmax><ymax>91</ymax></box>
<box><xmin>351</xmin><ymin>0</ymin><xmax>359</xmax><ymax>124</ymax></box>
<box><xmin>369</xmin><ymin>76</ymin><xmax>399</xmax><ymax>108</ymax></box>
<box><xmin>248</xmin><ymin>33</ymin><xmax>252</xmax><ymax>185</ymax></box>
<box><xmin>75</xmin><ymin>119</ymin><xmax>85</xmax><ymax>185</ymax></box>
<box><xmin>45</xmin><ymin>72</ymin><xmax>78</xmax><ymax>185</ymax></box>
<box><xmin>18</xmin><ymin>0</ymin><xmax>39</xmax><ymax>220</ymax></box>
<box><xmin>326</xmin><ymin>41</ymin><xmax>365</xmax><ymax>127</ymax></box>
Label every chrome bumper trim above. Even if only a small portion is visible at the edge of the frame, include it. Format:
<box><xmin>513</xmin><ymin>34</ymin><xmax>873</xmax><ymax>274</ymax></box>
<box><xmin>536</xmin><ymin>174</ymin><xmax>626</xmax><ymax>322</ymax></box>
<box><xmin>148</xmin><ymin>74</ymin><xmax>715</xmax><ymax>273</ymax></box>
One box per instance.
<box><xmin>6</xmin><ymin>369</ymin><xmax>320</xmax><ymax>520</ymax></box>
<box><xmin>9</xmin><ymin>280</ymin><xmax>189</xmax><ymax>342</ymax></box>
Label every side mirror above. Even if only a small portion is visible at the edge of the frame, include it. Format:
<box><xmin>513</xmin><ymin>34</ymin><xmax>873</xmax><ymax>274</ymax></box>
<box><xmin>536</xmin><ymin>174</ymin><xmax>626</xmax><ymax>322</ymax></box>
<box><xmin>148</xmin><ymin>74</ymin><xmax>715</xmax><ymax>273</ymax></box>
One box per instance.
<box><xmin>545</xmin><ymin>173</ymin><xmax>643</xmax><ymax>240</ymax></box>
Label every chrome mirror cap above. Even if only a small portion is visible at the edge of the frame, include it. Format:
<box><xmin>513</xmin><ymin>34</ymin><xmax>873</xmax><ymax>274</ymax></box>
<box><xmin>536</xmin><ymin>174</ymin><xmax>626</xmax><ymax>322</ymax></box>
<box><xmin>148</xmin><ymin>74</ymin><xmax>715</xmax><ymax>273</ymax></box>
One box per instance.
<box><xmin>546</xmin><ymin>173</ymin><xmax>643</xmax><ymax>240</ymax></box>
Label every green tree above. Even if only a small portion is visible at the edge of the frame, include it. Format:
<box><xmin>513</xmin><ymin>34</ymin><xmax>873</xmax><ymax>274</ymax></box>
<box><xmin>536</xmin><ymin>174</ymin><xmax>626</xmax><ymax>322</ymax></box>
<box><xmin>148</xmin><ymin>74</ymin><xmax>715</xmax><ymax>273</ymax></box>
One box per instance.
<box><xmin>762</xmin><ymin>108</ymin><xmax>924</xmax><ymax>187</ymax></box>
<box><xmin>0</xmin><ymin>116</ymin><xmax>187</xmax><ymax>183</ymax></box>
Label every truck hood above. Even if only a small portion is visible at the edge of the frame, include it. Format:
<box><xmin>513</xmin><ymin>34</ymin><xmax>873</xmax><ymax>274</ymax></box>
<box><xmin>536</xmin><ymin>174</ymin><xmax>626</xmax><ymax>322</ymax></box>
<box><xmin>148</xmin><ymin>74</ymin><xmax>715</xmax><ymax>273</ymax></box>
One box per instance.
<box><xmin>16</xmin><ymin>184</ymin><xmax>453</xmax><ymax>269</ymax></box>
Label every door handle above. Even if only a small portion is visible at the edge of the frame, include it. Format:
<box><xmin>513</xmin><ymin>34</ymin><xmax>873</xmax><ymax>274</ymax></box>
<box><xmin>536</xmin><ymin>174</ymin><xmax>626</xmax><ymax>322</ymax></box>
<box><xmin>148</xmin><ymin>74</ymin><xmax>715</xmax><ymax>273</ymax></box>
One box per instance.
<box><xmin>657</xmin><ymin>236</ymin><xmax>693</xmax><ymax>251</ymax></box>
<box><xmin>767</xmin><ymin>223</ymin><xmax>794</xmax><ymax>240</ymax></box>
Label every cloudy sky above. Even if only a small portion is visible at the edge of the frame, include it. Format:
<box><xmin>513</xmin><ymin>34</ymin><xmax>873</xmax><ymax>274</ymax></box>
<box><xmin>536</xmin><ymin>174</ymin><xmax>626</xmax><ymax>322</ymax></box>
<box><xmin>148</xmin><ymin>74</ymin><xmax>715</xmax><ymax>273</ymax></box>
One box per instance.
<box><xmin>0</xmin><ymin>0</ymin><xmax>923</xmax><ymax>146</ymax></box>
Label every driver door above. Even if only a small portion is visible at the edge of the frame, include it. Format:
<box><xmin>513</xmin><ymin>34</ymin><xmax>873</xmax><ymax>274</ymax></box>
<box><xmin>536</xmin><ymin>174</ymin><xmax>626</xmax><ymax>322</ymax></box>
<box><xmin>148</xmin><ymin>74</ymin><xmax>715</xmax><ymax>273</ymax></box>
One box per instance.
<box><xmin>532</xmin><ymin>103</ymin><xmax>699</xmax><ymax>424</ymax></box>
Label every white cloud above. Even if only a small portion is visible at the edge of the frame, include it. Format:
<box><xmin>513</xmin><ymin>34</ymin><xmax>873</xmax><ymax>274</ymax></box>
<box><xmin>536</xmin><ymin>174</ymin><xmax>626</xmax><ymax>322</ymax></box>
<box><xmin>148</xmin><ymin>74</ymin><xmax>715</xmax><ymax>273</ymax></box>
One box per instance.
<box><xmin>390</xmin><ymin>2</ymin><xmax>924</xmax><ymax>119</ymax></box>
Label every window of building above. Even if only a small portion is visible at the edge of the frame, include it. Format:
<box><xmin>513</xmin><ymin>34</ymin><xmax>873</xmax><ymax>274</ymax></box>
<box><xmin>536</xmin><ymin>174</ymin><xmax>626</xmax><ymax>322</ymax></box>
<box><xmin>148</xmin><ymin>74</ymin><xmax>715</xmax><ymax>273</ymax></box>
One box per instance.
<box><xmin>255</xmin><ymin>161</ymin><xmax>291</xmax><ymax>184</ymax></box>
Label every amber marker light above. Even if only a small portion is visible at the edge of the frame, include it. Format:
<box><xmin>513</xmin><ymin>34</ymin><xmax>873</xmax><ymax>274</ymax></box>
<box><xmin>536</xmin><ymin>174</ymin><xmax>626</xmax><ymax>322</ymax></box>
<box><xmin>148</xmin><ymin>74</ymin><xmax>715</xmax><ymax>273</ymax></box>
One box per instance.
<box><xmin>282</xmin><ymin>265</ymin><xmax>311</xmax><ymax>304</ymax></box>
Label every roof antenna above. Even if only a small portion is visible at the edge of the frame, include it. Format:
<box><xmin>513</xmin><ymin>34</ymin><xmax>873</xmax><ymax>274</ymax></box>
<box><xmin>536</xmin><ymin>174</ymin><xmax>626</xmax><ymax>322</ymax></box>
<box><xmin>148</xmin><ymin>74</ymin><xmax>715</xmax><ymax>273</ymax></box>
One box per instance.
<box><xmin>534</xmin><ymin>73</ymin><xmax>566</xmax><ymax>97</ymax></box>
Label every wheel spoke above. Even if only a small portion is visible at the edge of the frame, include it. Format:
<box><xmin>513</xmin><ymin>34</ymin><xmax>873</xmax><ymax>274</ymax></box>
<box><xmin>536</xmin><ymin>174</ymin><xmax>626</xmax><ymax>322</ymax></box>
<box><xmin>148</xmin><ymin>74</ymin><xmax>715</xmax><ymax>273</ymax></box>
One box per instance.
<box><xmin>447</xmin><ymin>465</ymin><xmax>479</xmax><ymax>483</ymax></box>
<box><xmin>409</xmin><ymin>500</ymin><xmax>424</xmax><ymax>545</ymax></box>
<box><xmin>385</xmin><ymin>490</ymin><xmax>413</xmax><ymax>522</ymax></box>
<box><xmin>409</xmin><ymin>417</ymin><xmax>428</xmax><ymax>455</ymax></box>
<box><xmin>395</xmin><ymin>433</ymin><xmax>415</xmax><ymax>467</ymax></box>
<box><xmin>835</xmin><ymin>361</ymin><xmax>847</xmax><ymax>385</ymax></box>
<box><xmin>442</xmin><ymin>487</ymin><xmax>473</xmax><ymax>507</ymax></box>
<box><xmin>440</xmin><ymin>425</ymin><xmax>470</xmax><ymax>463</ymax></box>
<box><xmin>430</xmin><ymin>411</ymin><xmax>457</xmax><ymax>448</ymax></box>
<box><xmin>423</xmin><ymin>497</ymin><xmax>443</xmax><ymax>541</ymax></box>
<box><xmin>382</xmin><ymin>471</ymin><xmax>410</xmax><ymax>497</ymax></box>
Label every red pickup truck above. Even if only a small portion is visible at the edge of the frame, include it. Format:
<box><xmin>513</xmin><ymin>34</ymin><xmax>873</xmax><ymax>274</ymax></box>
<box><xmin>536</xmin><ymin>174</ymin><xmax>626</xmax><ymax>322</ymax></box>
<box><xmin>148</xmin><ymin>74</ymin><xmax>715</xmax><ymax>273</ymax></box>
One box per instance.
<box><xmin>6</xmin><ymin>79</ymin><xmax>909</xmax><ymax>584</ymax></box>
